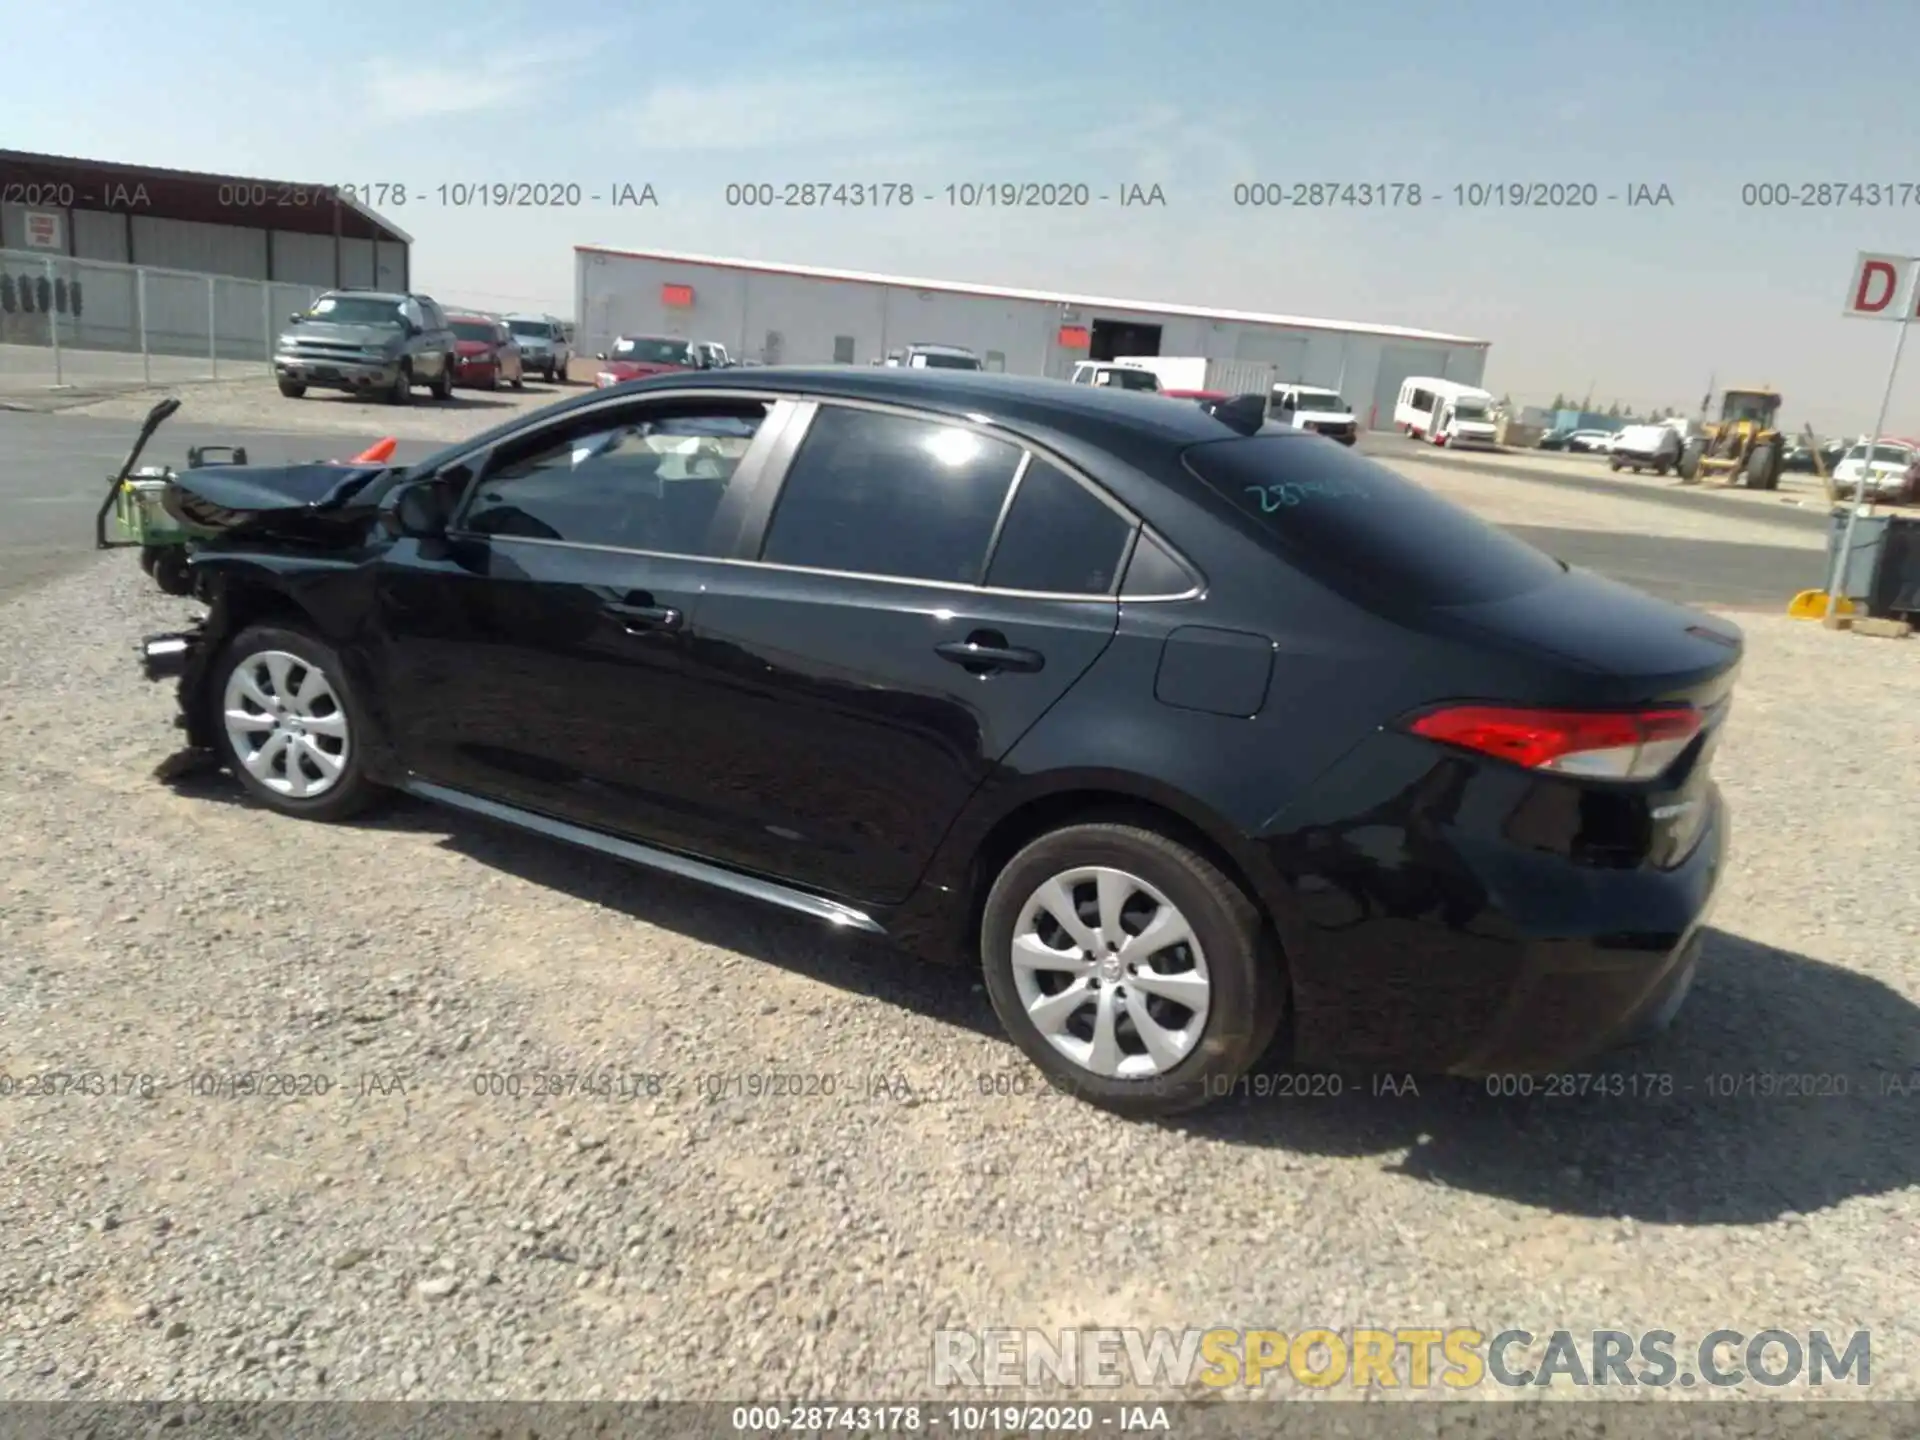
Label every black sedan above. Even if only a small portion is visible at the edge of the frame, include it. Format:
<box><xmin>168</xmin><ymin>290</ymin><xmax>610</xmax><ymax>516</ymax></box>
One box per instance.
<box><xmin>136</xmin><ymin>369</ymin><xmax>1740</xmax><ymax>1116</ymax></box>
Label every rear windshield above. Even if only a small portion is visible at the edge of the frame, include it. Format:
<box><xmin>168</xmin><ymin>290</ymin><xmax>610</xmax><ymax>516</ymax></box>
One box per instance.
<box><xmin>1181</xmin><ymin>436</ymin><xmax>1565</xmax><ymax>607</ymax></box>
<box><xmin>910</xmin><ymin>351</ymin><xmax>982</xmax><ymax>369</ymax></box>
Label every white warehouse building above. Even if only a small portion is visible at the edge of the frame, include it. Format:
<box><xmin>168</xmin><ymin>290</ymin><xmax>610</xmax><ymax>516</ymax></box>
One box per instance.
<box><xmin>575</xmin><ymin>245</ymin><xmax>1490</xmax><ymax>429</ymax></box>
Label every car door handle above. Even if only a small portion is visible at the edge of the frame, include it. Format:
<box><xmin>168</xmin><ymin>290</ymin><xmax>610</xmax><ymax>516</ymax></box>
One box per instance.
<box><xmin>603</xmin><ymin>601</ymin><xmax>683</xmax><ymax>631</ymax></box>
<box><xmin>935</xmin><ymin>637</ymin><xmax>1044</xmax><ymax>674</ymax></box>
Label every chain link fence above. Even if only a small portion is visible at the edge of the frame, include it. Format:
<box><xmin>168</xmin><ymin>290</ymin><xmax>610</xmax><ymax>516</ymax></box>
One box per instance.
<box><xmin>0</xmin><ymin>249</ymin><xmax>324</xmax><ymax>396</ymax></box>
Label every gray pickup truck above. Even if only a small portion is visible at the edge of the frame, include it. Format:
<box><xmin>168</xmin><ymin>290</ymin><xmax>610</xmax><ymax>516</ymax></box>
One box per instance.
<box><xmin>275</xmin><ymin>289</ymin><xmax>456</xmax><ymax>405</ymax></box>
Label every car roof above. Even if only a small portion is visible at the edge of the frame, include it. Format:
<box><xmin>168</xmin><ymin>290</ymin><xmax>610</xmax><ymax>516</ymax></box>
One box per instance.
<box><xmin>413</xmin><ymin>365</ymin><xmax>1294</xmax><ymax>472</ymax></box>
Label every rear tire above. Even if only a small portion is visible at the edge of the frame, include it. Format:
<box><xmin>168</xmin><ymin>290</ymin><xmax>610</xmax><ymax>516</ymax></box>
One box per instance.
<box><xmin>210</xmin><ymin>624</ymin><xmax>383</xmax><ymax>823</ymax></box>
<box><xmin>277</xmin><ymin>378</ymin><xmax>306</xmax><ymax>399</ymax></box>
<box><xmin>979</xmin><ymin>823</ymin><xmax>1286</xmax><ymax>1118</ymax></box>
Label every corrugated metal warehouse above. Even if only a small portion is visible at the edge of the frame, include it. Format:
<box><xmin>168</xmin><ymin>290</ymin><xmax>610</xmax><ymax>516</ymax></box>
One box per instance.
<box><xmin>576</xmin><ymin>245</ymin><xmax>1490</xmax><ymax>428</ymax></box>
<box><xmin>0</xmin><ymin>150</ymin><xmax>409</xmax><ymax>361</ymax></box>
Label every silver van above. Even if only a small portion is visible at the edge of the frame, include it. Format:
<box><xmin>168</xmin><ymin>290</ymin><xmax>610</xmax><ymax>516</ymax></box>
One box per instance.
<box><xmin>502</xmin><ymin>313</ymin><xmax>573</xmax><ymax>383</ymax></box>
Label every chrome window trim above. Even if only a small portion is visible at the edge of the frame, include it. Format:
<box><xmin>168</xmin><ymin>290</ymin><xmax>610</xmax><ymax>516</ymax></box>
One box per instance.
<box><xmin>429</xmin><ymin>384</ymin><xmax>1207</xmax><ymax>602</ymax></box>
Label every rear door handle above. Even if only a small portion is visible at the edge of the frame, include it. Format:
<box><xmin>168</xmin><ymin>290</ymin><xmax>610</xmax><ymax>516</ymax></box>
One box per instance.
<box><xmin>935</xmin><ymin>638</ymin><xmax>1045</xmax><ymax>674</ymax></box>
<box><xmin>603</xmin><ymin>601</ymin><xmax>683</xmax><ymax>631</ymax></box>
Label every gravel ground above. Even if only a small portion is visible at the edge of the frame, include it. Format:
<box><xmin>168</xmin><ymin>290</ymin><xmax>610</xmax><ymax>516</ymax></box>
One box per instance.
<box><xmin>1</xmin><ymin>514</ymin><xmax>1917</xmax><ymax>1410</ymax></box>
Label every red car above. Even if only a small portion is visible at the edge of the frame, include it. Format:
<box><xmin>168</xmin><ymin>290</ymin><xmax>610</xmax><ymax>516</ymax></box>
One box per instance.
<box><xmin>594</xmin><ymin>334</ymin><xmax>708</xmax><ymax>388</ymax></box>
<box><xmin>447</xmin><ymin>314</ymin><xmax>523</xmax><ymax>391</ymax></box>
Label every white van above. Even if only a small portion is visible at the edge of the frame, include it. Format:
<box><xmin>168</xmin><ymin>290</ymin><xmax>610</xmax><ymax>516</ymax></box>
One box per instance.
<box><xmin>1069</xmin><ymin>360</ymin><xmax>1163</xmax><ymax>392</ymax></box>
<box><xmin>1395</xmin><ymin>378</ymin><xmax>1499</xmax><ymax>449</ymax></box>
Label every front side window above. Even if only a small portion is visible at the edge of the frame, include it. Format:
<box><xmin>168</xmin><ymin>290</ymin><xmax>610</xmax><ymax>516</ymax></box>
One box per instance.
<box><xmin>760</xmin><ymin>406</ymin><xmax>1021</xmax><ymax>583</ymax></box>
<box><xmin>460</xmin><ymin>403</ymin><xmax>768</xmax><ymax>553</ymax></box>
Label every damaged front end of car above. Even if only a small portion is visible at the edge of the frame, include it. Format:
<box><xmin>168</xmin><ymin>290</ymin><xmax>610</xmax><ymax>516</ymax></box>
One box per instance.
<box><xmin>133</xmin><ymin>452</ymin><xmax>403</xmax><ymax>758</ymax></box>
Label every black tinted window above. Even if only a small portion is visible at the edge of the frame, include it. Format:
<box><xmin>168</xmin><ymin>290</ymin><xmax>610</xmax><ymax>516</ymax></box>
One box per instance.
<box><xmin>1181</xmin><ymin>436</ymin><xmax>1563</xmax><ymax>607</ymax></box>
<box><xmin>1122</xmin><ymin>530</ymin><xmax>1196</xmax><ymax>597</ymax></box>
<box><xmin>761</xmin><ymin>407</ymin><xmax>1020</xmax><ymax>583</ymax></box>
<box><xmin>985</xmin><ymin>460</ymin><xmax>1131</xmax><ymax>594</ymax></box>
<box><xmin>462</xmin><ymin>405</ymin><xmax>766</xmax><ymax>552</ymax></box>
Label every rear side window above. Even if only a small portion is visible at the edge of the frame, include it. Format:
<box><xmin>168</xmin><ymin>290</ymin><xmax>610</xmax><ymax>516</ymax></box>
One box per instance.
<box><xmin>1181</xmin><ymin>436</ymin><xmax>1564</xmax><ymax>607</ymax></box>
<box><xmin>985</xmin><ymin>459</ymin><xmax>1132</xmax><ymax>594</ymax></box>
<box><xmin>761</xmin><ymin>406</ymin><xmax>1022</xmax><ymax>583</ymax></box>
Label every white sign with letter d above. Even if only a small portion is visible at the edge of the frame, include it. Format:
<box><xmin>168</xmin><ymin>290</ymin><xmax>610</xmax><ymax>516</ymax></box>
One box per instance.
<box><xmin>1844</xmin><ymin>252</ymin><xmax>1918</xmax><ymax>319</ymax></box>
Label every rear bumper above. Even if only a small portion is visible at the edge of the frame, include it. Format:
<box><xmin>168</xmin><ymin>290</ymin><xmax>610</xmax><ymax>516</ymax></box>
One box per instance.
<box><xmin>1274</xmin><ymin>768</ymin><xmax>1728</xmax><ymax>1076</ymax></box>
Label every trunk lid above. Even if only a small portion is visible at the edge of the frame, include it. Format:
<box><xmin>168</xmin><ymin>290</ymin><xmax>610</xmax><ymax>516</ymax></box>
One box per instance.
<box><xmin>1440</xmin><ymin>568</ymin><xmax>1742</xmax><ymax>868</ymax></box>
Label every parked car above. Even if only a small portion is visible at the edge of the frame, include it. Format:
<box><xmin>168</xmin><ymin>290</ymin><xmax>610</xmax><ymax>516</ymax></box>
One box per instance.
<box><xmin>594</xmin><ymin>335</ymin><xmax>723</xmax><ymax>387</ymax></box>
<box><xmin>1268</xmin><ymin>383</ymin><xmax>1359</xmax><ymax>446</ymax></box>
<box><xmin>692</xmin><ymin>341</ymin><xmax>732</xmax><ymax>369</ymax></box>
<box><xmin>884</xmin><ymin>344</ymin><xmax>983</xmax><ymax>370</ymax></box>
<box><xmin>1561</xmin><ymin>429</ymin><xmax>1616</xmax><ymax>454</ymax></box>
<box><xmin>1070</xmin><ymin>361</ymin><xmax>1164</xmax><ymax>392</ymax></box>
<box><xmin>1831</xmin><ymin>440</ymin><xmax>1920</xmax><ymax>501</ymax></box>
<box><xmin>447</xmin><ymin>314</ymin><xmax>524</xmax><ymax>391</ymax></box>
<box><xmin>504</xmin><ymin>313</ymin><xmax>572</xmax><ymax>383</ymax></box>
<box><xmin>133</xmin><ymin>368</ymin><xmax>1740</xmax><ymax>1117</ymax></box>
<box><xmin>1782</xmin><ymin>441</ymin><xmax>1848</xmax><ymax>475</ymax></box>
<box><xmin>1606</xmin><ymin>422</ymin><xmax>1684</xmax><ymax>475</ymax></box>
<box><xmin>274</xmin><ymin>289</ymin><xmax>455</xmax><ymax>405</ymax></box>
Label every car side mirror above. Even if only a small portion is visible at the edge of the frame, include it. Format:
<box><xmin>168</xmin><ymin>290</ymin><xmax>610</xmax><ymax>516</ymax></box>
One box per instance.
<box><xmin>595</xmin><ymin>351</ymin><xmax>607</xmax><ymax>361</ymax></box>
<box><xmin>288</xmin><ymin>312</ymin><xmax>305</xmax><ymax>324</ymax></box>
<box><xmin>405</xmin><ymin>320</ymin><xmax>422</xmax><ymax>337</ymax></box>
<box><xmin>385</xmin><ymin>478</ymin><xmax>453</xmax><ymax>538</ymax></box>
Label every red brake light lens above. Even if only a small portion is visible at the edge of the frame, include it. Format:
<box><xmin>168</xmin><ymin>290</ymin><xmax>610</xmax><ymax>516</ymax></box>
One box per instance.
<box><xmin>1407</xmin><ymin>705</ymin><xmax>1704</xmax><ymax>780</ymax></box>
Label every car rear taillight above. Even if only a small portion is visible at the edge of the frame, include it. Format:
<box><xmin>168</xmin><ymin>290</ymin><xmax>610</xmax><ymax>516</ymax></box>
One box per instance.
<box><xmin>1406</xmin><ymin>705</ymin><xmax>1704</xmax><ymax>781</ymax></box>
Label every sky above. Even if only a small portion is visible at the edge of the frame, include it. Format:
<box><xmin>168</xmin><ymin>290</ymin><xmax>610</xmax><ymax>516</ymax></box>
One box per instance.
<box><xmin>7</xmin><ymin>0</ymin><xmax>1920</xmax><ymax>434</ymax></box>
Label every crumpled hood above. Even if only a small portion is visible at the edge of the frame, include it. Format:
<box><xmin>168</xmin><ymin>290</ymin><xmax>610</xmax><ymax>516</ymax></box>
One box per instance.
<box><xmin>160</xmin><ymin>462</ymin><xmax>390</xmax><ymax>537</ymax></box>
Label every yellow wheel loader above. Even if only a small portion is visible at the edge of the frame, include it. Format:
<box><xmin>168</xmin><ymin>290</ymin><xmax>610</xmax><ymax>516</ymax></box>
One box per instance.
<box><xmin>1676</xmin><ymin>387</ymin><xmax>1785</xmax><ymax>490</ymax></box>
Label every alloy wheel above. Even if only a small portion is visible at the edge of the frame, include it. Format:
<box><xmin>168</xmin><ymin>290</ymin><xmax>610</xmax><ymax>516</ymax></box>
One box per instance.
<box><xmin>1010</xmin><ymin>865</ymin><xmax>1212</xmax><ymax>1079</ymax></box>
<box><xmin>222</xmin><ymin>650</ymin><xmax>351</xmax><ymax>799</ymax></box>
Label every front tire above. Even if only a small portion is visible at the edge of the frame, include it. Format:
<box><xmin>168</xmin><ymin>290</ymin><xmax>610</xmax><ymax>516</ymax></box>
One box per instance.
<box><xmin>388</xmin><ymin>364</ymin><xmax>413</xmax><ymax>406</ymax></box>
<box><xmin>979</xmin><ymin>823</ymin><xmax>1285</xmax><ymax>1118</ymax></box>
<box><xmin>210</xmin><ymin>624</ymin><xmax>382</xmax><ymax>822</ymax></box>
<box><xmin>431</xmin><ymin>360</ymin><xmax>454</xmax><ymax>401</ymax></box>
<box><xmin>277</xmin><ymin>378</ymin><xmax>306</xmax><ymax>399</ymax></box>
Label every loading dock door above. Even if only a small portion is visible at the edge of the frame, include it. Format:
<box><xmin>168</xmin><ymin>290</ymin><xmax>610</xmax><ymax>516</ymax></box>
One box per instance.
<box><xmin>1370</xmin><ymin>346</ymin><xmax>1451</xmax><ymax>430</ymax></box>
<box><xmin>1233</xmin><ymin>332</ymin><xmax>1309</xmax><ymax>379</ymax></box>
<box><xmin>1090</xmin><ymin>319</ymin><xmax>1162</xmax><ymax>361</ymax></box>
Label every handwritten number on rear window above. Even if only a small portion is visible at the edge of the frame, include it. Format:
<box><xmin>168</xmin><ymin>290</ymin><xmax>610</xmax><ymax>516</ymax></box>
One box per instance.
<box><xmin>1244</xmin><ymin>480</ymin><xmax>1368</xmax><ymax>513</ymax></box>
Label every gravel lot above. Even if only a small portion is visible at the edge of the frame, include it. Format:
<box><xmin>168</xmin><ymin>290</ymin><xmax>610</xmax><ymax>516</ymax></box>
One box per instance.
<box><xmin>1</xmin><ymin>427</ymin><xmax>1918</xmax><ymax>1413</ymax></box>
